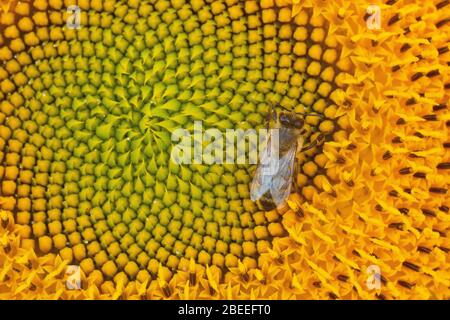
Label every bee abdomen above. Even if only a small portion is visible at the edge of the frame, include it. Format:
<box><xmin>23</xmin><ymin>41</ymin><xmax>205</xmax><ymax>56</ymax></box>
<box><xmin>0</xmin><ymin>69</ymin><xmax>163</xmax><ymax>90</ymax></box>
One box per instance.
<box><xmin>257</xmin><ymin>193</ymin><xmax>277</xmax><ymax>211</ymax></box>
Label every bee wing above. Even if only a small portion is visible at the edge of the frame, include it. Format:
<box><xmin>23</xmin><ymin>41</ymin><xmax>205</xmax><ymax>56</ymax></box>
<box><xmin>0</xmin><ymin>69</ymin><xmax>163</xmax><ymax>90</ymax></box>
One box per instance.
<box><xmin>251</xmin><ymin>133</ymin><xmax>303</xmax><ymax>206</ymax></box>
<box><xmin>250</xmin><ymin>136</ymin><xmax>274</xmax><ymax>201</ymax></box>
<box><xmin>270</xmin><ymin>143</ymin><xmax>297</xmax><ymax>206</ymax></box>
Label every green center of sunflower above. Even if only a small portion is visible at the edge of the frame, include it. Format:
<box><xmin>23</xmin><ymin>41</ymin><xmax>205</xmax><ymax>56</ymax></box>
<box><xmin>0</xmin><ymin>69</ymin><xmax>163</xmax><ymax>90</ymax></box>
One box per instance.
<box><xmin>7</xmin><ymin>1</ymin><xmax>340</xmax><ymax>279</ymax></box>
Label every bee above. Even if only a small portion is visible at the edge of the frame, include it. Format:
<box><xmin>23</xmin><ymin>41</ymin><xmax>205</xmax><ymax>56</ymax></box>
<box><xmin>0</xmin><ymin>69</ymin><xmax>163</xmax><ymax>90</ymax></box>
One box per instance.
<box><xmin>250</xmin><ymin>105</ymin><xmax>325</xmax><ymax>211</ymax></box>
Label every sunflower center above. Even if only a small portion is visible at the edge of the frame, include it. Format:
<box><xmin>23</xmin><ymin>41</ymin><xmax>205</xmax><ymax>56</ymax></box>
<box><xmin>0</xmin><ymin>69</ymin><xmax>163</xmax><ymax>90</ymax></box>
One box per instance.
<box><xmin>2</xmin><ymin>0</ymin><xmax>341</xmax><ymax>280</ymax></box>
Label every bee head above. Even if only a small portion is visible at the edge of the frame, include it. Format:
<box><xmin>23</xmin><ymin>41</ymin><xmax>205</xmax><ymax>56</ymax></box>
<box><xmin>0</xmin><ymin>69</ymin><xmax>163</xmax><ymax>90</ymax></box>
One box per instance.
<box><xmin>279</xmin><ymin>112</ymin><xmax>304</xmax><ymax>129</ymax></box>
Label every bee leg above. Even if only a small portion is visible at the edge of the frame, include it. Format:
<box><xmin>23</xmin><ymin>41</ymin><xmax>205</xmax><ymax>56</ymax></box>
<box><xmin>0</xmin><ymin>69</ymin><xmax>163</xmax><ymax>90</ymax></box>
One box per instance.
<box><xmin>306</xmin><ymin>112</ymin><xmax>324</xmax><ymax>118</ymax></box>
<box><xmin>301</xmin><ymin>133</ymin><xmax>325</xmax><ymax>152</ymax></box>
<box><xmin>296</xmin><ymin>112</ymin><xmax>324</xmax><ymax>119</ymax></box>
<box><xmin>293</xmin><ymin>159</ymin><xmax>300</xmax><ymax>194</ymax></box>
<box><xmin>301</xmin><ymin>140</ymin><xmax>318</xmax><ymax>152</ymax></box>
<box><xmin>265</xmin><ymin>107</ymin><xmax>271</xmax><ymax>131</ymax></box>
<box><xmin>266</xmin><ymin>103</ymin><xmax>276</xmax><ymax>131</ymax></box>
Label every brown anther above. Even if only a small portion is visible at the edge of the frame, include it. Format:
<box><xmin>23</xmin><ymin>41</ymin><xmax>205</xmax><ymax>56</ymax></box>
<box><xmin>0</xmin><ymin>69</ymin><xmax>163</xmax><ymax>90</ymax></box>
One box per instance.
<box><xmin>423</xmin><ymin>114</ymin><xmax>437</xmax><ymax>121</ymax></box>
<box><xmin>276</xmin><ymin>256</ymin><xmax>284</xmax><ymax>264</ymax></box>
<box><xmin>439</xmin><ymin>205</ymin><xmax>449</xmax><ymax>212</ymax></box>
<box><xmin>436</xmin><ymin>18</ymin><xmax>450</xmax><ymax>28</ymax></box>
<box><xmin>405</xmin><ymin>98</ymin><xmax>416</xmax><ymax>105</ymax></box>
<box><xmin>408</xmin><ymin>153</ymin><xmax>421</xmax><ymax>158</ymax></box>
<box><xmin>189</xmin><ymin>273</ymin><xmax>196</xmax><ymax>286</ymax></box>
<box><xmin>437</xmin><ymin>0</ymin><xmax>449</xmax><ymax>9</ymax></box>
<box><xmin>400</xmin><ymin>44</ymin><xmax>411</xmax><ymax>52</ymax></box>
<box><xmin>346</xmin><ymin>180</ymin><xmax>354</xmax><ymax>187</ymax></box>
<box><xmin>396</xmin><ymin>118</ymin><xmax>406</xmax><ymax>125</ymax></box>
<box><xmin>346</xmin><ymin>143</ymin><xmax>357</xmax><ymax>150</ymax></box>
<box><xmin>433</xmin><ymin>104</ymin><xmax>446</xmax><ymax>111</ymax></box>
<box><xmin>352</xmin><ymin>250</ymin><xmax>361</xmax><ymax>257</ymax></box>
<box><xmin>389</xmin><ymin>190</ymin><xmax>398</xmax><ymax>197</ymax></box>
<box><xmin>429</xmin><ymin>187</ymin><xmax>447</xmax><ymax>194</ymax></box>
<box><xmin>438</xmin><ymin>246</ymin><xmax>449</xmax><ymax>253</ymax></box>
<box><xmin>417</xmin><ymin>246</ymin><xmax>432</xmax><ymax>254</ymax></box>
<box><xmin>398</xmin><ymin>208</ymin><xmax>409</xmax><ymax>215</ymax></box>
<box><xmin>413</xmin><ymin>172</ymin><xmax>426</xmax><ymax>179</ymax></box>
<box><xmin>337</xmin><ymin>275</ymin><xmax>349</xmax><ymax>282</ymax></box>
<box><xmin>392</xmin><ymin>136</ymin><xmax>402</xmax><ymax>143</ymax></box>
<box><xmin>398</xmin><ymin>280</ymin><xmax>414</xmax><ymax>289</ymax></box>
<box><xmin>382</xmin><ymin>151</ymin><xmax>392</xmax><ymax>160</ymax></box>
<box><xmin>328</xmin><ymin>292</ymin><xmax>338</xmax><ymax>300</ymax></box>
<box><xmin>392</xmin><ymin>65</ymin><xmax>400</xmax><ymax>72</ymax></box>
<box><xmin>427</xmin><ymin>70</ymin><xmax>440</xmax><ymax>78</ymax></box>
<box><xmin>411</xmin><ymin>72</ymin><xmax>423</xmax><ymax>81</ymax></box>
<box><xmin>399</xmin><ymin>167</ymin><xmax>412</xmax><ymax>175</ymax></box>
<box><xmin>402</xmin><ymin>261</ymin><xmax>420</xmax><ymax>272</ymax></box>
<box><xmin>388</xmin><ymin>14</ymin><xmax>400</xmax><ymax>26</ymax></box>
<box><xmin>438</xmin><ymin>46</ymin><xmax>449</xmax><ymax>55</ymax></box>
<box><xmin>162</xmin><ymin>285</ymin><xmax>171</xmax><ymax>297</ymax></box>
<box><xmin>375</xmin><ymin>204</ymin><xmax>383</xmax><ymax>211</ymax></box>
<box><xmin>388</xmin><ymin>222</ymin><xmax>403</xmax><ymax>230</ymax></box>
<box><xmin>421</xmin><ymin>209</ymin><xmax>436</xmax><ymax>217</ymax></box>
<box><xmin>437</xmin><ymin>162</ymin><xmax>450</xmax><ymax>169</ymax></box>
<box><xmin>376</xmin><ymin>293</ymin><xmax>386</xmax><ymax>300</ymax></box>
<box><xmin>335</xmin><ymin>156</ymin><xmax>346</xmax><ymax>164</ymax></box>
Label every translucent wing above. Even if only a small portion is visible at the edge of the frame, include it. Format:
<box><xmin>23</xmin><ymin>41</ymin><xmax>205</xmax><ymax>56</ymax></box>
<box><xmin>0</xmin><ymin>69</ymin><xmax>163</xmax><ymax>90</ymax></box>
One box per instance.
<box><xmin>250</xmin><ymin>135</ymin><xmax>274</xmax><ymax>201</ymax></box>
<box><xmin>270</xmin><ymin>145</ymin><xmax>297</xmax><ymax>206</ymax></box>
<box><xmin>271</xmin><ymin>137</ymin><xmax>304</xmax><ymax>205</ymax></box>
<box><xmin>251</xmin><ymin>134</ymin><xmax>303</xmax><ymax>206</ymax></box>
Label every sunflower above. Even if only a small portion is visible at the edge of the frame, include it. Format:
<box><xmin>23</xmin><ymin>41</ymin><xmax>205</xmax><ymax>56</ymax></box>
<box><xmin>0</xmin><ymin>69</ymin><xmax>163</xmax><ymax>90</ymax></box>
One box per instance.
<box><xmin>0</xmin><ymin>0</ymin><xmax>448</xmax><ymax>300</ymax></box>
